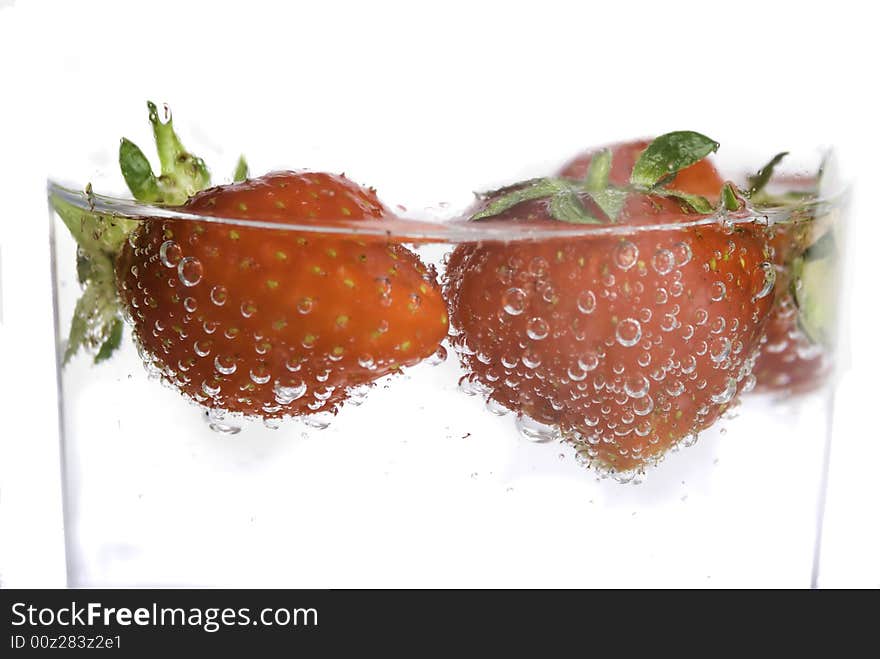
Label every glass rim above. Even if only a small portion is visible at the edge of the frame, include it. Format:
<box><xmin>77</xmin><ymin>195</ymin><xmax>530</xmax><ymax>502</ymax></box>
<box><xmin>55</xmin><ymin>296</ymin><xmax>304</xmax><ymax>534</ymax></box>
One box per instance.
<box><xmin>47</xmin><ymin>179</ymin><xmax>851</xmax><ymax>243</ymax></box>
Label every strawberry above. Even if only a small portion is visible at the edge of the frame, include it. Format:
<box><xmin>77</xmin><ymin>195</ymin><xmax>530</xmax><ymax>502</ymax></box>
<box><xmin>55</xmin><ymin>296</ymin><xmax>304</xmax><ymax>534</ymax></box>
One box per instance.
<box><xmin>53</xmin><ymin>103</ymin><xmax>448</xmax><ymax>420</ymax></box>
<box><xmin>558</xmin><ymin>138</ymin><xmax>725</xmax><ymax>200</ymax></box>
<box><xmin>746</xmin><ymin>159</ymin><xmax>838</xmax><ymax>394</ymax></box>
<box><xmin>446</xmin><ymin>132</ymin><xmax>775</xmax><ymax>476</ymax></box>
<box><xmin>117</xmin><ymin>171</ymin><xmax>448</xmax><ymax>418</ymax></box>
<box><xmin>752</xmin><ymin>291</ymin><xmax>829</xmax><ymax>394</ymax></box>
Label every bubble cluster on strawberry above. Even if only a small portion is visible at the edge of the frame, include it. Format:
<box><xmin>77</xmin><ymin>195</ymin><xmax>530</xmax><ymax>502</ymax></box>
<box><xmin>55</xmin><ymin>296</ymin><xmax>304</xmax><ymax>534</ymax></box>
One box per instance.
<box><xmin>446</xmin><ymin>133</ymin><xmax>777</xmax><ymax>476</ymax></box>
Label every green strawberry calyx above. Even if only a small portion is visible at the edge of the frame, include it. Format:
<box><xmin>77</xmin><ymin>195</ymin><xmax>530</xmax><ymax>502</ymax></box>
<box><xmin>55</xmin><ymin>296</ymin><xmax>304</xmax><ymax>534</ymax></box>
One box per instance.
<box><xmin>790</xmin><ymin>233</ymin><xmax>838</xmax><ymax>348</ymax></box>
<box><xmin>747</xmin><ymin>150</ymin><xmax>844</xmax><ymax>348</ymax></box>
<box><xmin>51</xmin><ymin>102</ymin><xmax>242</xmax><ymax>365</ymax></box>
<box><xmin>470</xmin><ymin>131</ymin><xmax>721</xmax><ymax>224</ymax></box>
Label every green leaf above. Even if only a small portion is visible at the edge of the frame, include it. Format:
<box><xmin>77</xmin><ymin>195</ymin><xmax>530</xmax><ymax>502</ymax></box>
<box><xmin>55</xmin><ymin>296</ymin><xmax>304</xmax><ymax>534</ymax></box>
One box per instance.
<box><xmin>549</xmin><ymin>189</ymin><xmax>601</xmax><ymax>224</ymax></box>
<box><xmin>95</xmin><ymin>317</ymin><xmax>124</xmax><ymax>364</ymax></box>
<box><xmin>720</xmin><ymin>182</ymin><xmax>744</xmax><ymax>211</ymax></box>
<box><xmin>119</xmin><ymin>138</ymin><xmax>160</xmax><ymax>202</ymax></box>
<box><xmin>630</xmin><ymin>131</ymin><xmax>720</xmax><ymax>189</ymax></box>
<box><xmin>583</xmin><ymin>148</ymin><xmax>612</xmax><ymax>190</ymax></box>
<box><xmin>233</xmin><ymin>155</ymin><xmax>249</xmax><ymax>182</ymax></box>
<box><xmin>804</xmin><ymin>229</ymin><xmax>836</xmax><ymax>261</ymax></box>
<box><xmin>661</xmin><ymin>189</ymin><xmax>714</xmax><ymax>214</ymax></box>
<box><xmin>62</xmin><ymin>255</ymin><xmax>122</xmax><ymax>365</ymax></box>
<box><xmin>471</xmin><ymin>178</ymin><xmax>566</xmax><ymax>220</ymax></box>
<box><xmin>587</xmin><ymin>187</ymin><xmax>629</xmax><ymax>221</ymax></box>
<box><xmin>76</xmin><ymin>248</ymin><xmax>93</xmax><ymax>285</ymax></box>
<box><xmin>747</xmin><ymin>152</ymin><xmax>788</xmax><ymax>197</ymax></box>
<box><xmin>792</xmin><ymin>254</ymin><xmax>837</xmax><ymax>347</ymax></box>
<box><xmin>64</xmin><ymin>299</ymin><xmax>89</xmax><ymax>365</ymax></box>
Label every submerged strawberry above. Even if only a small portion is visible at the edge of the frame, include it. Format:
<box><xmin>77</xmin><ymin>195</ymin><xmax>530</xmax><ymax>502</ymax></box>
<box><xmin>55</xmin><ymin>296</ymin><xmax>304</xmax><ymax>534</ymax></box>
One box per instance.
<box><xmin>54</xmin><ymin>103</ymin><xmax>447</xmax><ymax>420</ymax></box>
<box><xmin>446</xmin><ymin>133</ymin><xmax>776</xmax><ymax>476</ymax></box>
<box><xmin>117</xmin><ymin>171</ymin><xmax>447</xmax><ymax>418</ymax></box>
<box><xmin>747</xmin><ymin>158</ymin><xmax>838</xmax><ymax>394</ymax></box>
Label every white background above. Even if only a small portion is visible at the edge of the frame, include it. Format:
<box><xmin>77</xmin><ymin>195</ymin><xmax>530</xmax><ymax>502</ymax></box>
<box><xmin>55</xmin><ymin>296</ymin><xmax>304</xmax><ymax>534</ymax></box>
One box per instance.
<box><xmin>1</xmin><ymin>0</ymin><xmax>878</xmax><ymax>587</ymax></box>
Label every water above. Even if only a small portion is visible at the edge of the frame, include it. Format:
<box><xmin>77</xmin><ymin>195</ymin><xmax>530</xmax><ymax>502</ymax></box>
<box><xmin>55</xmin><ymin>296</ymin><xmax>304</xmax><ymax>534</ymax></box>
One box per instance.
<box><xmin>49</xmin><ymin>184</ymin><xmax>845</xmax><ymax>587</ymax></box>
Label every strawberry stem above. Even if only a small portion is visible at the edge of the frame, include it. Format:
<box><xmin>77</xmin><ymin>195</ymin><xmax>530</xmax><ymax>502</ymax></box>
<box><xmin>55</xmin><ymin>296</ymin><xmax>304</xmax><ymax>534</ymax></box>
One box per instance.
<box><xmin>117</xmin><ymin>101</ymin><xmax>211</xmax><ymax>204</ymax></box>
<box><xmin>54</xmin><ymin>102</ymin><xmax>216</xmax><ymax>365</ymax></box>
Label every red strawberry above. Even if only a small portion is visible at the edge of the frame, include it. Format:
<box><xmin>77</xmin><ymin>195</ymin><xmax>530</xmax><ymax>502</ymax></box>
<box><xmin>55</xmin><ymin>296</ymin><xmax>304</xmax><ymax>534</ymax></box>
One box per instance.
<box><xmin>117</xmin><ymin>171</ymin><xmax>448</xmax><ymax>419</ymax></box>
<box><xmin>748</xmin><ymin>169</ymin><xmax>834</xmax><ymax>394</ymax></box>
<box><xmin>446</xmin><ymin>133</ymin><xmax>775</xmax><ymax>476</ymax></box>
<box><xmin>559</xmin><ymin>138</ymin><xmax>725</xmax><ymax>200</ymax></box>
<box><xmin>752</xmin><ymin>290</ymin><xmax>829</xmax><ymax>394</ymax></box>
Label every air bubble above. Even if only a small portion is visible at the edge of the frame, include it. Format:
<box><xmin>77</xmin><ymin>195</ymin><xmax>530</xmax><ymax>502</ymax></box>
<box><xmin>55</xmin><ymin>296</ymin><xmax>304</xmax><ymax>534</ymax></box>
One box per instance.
<box><xmin>633</xmin><ymin>395</ymin><xmax>654</xmax><ymax>416</ymax></box>
<box><xmin>567</xmin><ymin>365</ymin><xmax>587</xmax><ymax>382</ymax></box>
<box><xmin>579</xmin><ymin>351</ymin><xmax>599</xmax><ymax>371</ymax></box>
<box><xmin>210</xmin><ymin>286</ymin><xmax>228</xmax><ymax>306</ymax></box>
<box><xmin>666</xmin><ymin>380</ymin><xmax>685</xmax><ymax>397</ymax></box>
<box><xmin>614</xmin><ymin>241</ymin><xmax>639</xmax><ymax>271</ymax></box>
<box><xmin>652</xmin><ymin>249</ymin><xmax>675</xmax><ymax>275</ymax></box>
<box><xmin>577</xmin><ymin>290</ymin><xmax>597</xmax><ymax>314</ymax></box>
<box><xmin>193</xmin><ymin>340</ymin><xmax>213</xmax><ymax>357</ymax></box>
<box><xmin>214</xmin><ymin>355</ymin><xmax>237</xmax><ymax>375</ymax></box>
<box><xmin>159</xmin><ymin>240</ymin><xmax>182</xmax><ymax>268</ymax></box>
<box><xmin>486</xmin><ymin>398</ymin><xmax>510</xmax><ymax>416</ymax></box>
<box><xmin>753</xmin><ymin>262</ymin><xmax>776</xmax><ymax>301</ymax></box>
<box><xmin>205</xmin><ymin>408</ymin><xmax>240</xmax><ymax>435</ymax></box>
<box><xmin>526</xmin><ymin>317</ymin><xmax>549</xmax><ymax>340</ymax></box>
<box><xmin>681</xmin><ymin>355</ymin><xmax>697</xmax><ymax>373</ymax></box>
<box><xmin>660</xmin><ymin>313</ymin><xmax>678</xmax><ymax>332</ymax></box>
<box><xmin>274</xmin><ymin>380</ymin><xmax>307</xmax><ymax>404</ymax></box>
<box><xmin>615</xmin><ymin>318</ymin><xmax>642</xmax><ymax>347</ymax></box>
<box><xmin>710</xmin><ymin>378</ymin><xmax>737</xmax><ymax>404</ymax></box>
<box><xmin>249</xmin><ymin>366</ymin><xmax>271</xmax><ymax>385</ymax></box>
<box><xmin>201</xmin><ymin>379</ymin><xmax>221</xmax><ymax>397</ymax></box>
<box><xmin>515</xmin><ymin>415</ymin><xmax>561</xmax><ymax>443</ymax></box>
<box><xmin>502</xmin><ymin>288</ymin><xmax>527</xmax><ymax>316</ymax></box>
<box><xmin>522</xmin><ymin>350</ymin><xmax>542</xmax><ymax>369</ymax></box>
<box><xmin>303</xmin><ymin>412</ymin><xmax>333</xmax><ymax>430</ymax></box>
<box><xmin>709</xmin><ymin>337</ymin><xmax>732</xmax><ymax>363</ymax></box>
<box><xmin>624</xmin><ymin>375</ymin><xmax>650</xmax><ymax>398</ymax></box>
<box><xmin>528</xmin><ymin>256</ymin><xmax>549</xmax><ymax>277</ymax></box>
<box><xmin>672</xmin><ymin>241</ymin><xmax>692</xmax><ymax>267</ymax></box>
<box><xmin>429</xmin><ymin>345</ymin><xmax>448</xmax><ymax>366</ymax></box>
<box><xmin>710</xmin><ymin>282</ymin><xmax>726</xmax><ymax>302</ymax></box>
<box><xmin>177</xmin><ymin>257</ymin><xmax>203</xmax><ymax>287</ymax></box>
